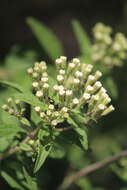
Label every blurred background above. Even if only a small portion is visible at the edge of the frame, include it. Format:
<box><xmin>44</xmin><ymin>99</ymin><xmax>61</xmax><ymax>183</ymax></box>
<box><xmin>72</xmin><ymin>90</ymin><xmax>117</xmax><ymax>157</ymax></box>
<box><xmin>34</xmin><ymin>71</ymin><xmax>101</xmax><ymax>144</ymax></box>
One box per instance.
<box><xmin>0</xmin><ymin>0</ymin><xmax>127</xmax><ymax>59</ymax></box>
<box><xmin>1</xmin><ymin>0</ymin><xmax>127</xmax><ymax>190</ymax></box>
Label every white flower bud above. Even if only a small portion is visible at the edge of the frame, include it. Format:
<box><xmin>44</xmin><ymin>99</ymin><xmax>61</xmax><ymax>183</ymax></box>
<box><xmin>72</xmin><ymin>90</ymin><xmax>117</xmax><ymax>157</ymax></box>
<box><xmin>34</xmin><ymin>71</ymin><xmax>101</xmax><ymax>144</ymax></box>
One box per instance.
<box><xmin>63</xmin><ymin>113</ymin><xmax>69</xmax><ymax>118</ymax></box>
<box><xmin>39</xmin><ymin>61</ymin><xmax>46</xmax><ymax>67</ymax></box>
<box><xmin>51</xmin><ymin>120</ymin><xmax>57</xmax><ymax>126</ymax></box>
<box><xmin>48</xmin><ymin>104</ymin><xmax>54</xmax><ymax>110</ymax></box>
<box><xmin>91</xmin><ymin>95</ymin><xmax>99</xmax><ymax>101</ymax></box>
<box><xmin>53</xmin><ymin>85</ymin><xmax>59</xmax><ymax>91</ymax></box>
<box><xmin>60</xmin><ymin>56</ymin><xmax>67</xmax><ymax>62</ymax></box>
<box><xmin>66</xmin><ymin>90</ymin><xmax>72</xmax><ymax>96</ymax></box>
<box><xmin>42</xmin><ymin>72</ymin><xmax>48</xmax><ymax>77</ymax></box>
<box><xmin>94</xmin><ymin>71</ymin><xmax>102</xmax><ymax>80</ymax></box>
<box><xmin>56</xmin><ymin>58</ymin><xmax>62</xmax><ymax>65</ymax></box>
<box><xmin>54</xmin><ymin>111</ymin><xmax>59</xmax><ymax>117</ymax></box>
<box><xmin>85</xmin><ymin>85</ymin><xmax>94</xmax><ymax>93</ymax></box>
<box><xmin>72</xmin><ymin>98</ymin><xmax>79</xmax><ymax>104</ymax></box>
<box><xmin>75</xmin><ymin>71</ymin><xmax>83</xmax><ymax>78</ymax></box>
<box><xmin>36</xmin><ymin>91</ymin><xmax>43</xmax><ymax>97</ymax></box>
<box><xmin>43</xmin><ymin>83</ymin><xmax>49</xmax><ymax>89</ymax></box>
<box><xmin>41</xmin><ymin>77</ymin><xmax>48</xmax><ymax>83</ymax></box>
<box><xmin>59</xmin><ymin>89</ymin><xmax>65</xmax><ymax>96</ymax></box>
<box><xmin>34</xmin><ymin>106</ymin><xmax>41</xmax><ymax>112</ymax></box>
<box><xmin>72</xmin><ymin>58</ymin><xmax>80</xmax><ymax>64</ymax></box>
<box><xmin>58</xmin><ymin>85</ymin><xmax>64</xmax><ymax>91</ymax></box>
<box><xmin>27</xmin><ymin>68</ymin><xmax>33</xmax><ymax>74</ymax></box>
<box><xmin>32</xmin><ymin>72</ymin><xmax>38</xmax><ymax>78</ymax></box>
<box><xmin>83</xmin><ymin>93</ymin><xmax>91</xmax><ymax>100</ymax></box>
<box><xmin>98</xmin><ymin>104</ymin><xmax>105</xmax><ymax>110</ymax></box>
<box><xmin>61</xmin><ymin>107</ymin><xmax>68</xmax><ymax>112</ymax></box>
<box><xmin>34</xmin><ymin>66</ymin><xmax>40</xmax><ymax>72</ymax></box>
<box><xmin>47</xmin><ymin>110</ymin><xmax>52</xmax><ymax>116</ymax></box>
<box><xmin>57</xmin><ymin>75</ymin><xmax>64</xmax><ymax>82</ymax></box>
<box><xmin>101</xmin><ymin>105</ymin><xmax>115</xmax><ymax>116</ymax></box>
<box><xmin>68</xmin><ymin>62</ymin><xmax>75</xmax><ymax>69</ymax></box>
<box><xmin>40</xmin><ymin>112</ymin><xmax>45</xmax><ymax>118</ymax></box>
<box><xmin>59</xmin><ymin>69</ymin><xmax>65</xmax><ymax>75</ymax></box>
<box><xmin>73</xmin><ymin>78</ymin><xmax>80</xmax><ymax>84</ymax></box>
<box><xmin>32</xmin><ymin>82</ymin><xmax>39</xmax><ymax>88</ymax></box>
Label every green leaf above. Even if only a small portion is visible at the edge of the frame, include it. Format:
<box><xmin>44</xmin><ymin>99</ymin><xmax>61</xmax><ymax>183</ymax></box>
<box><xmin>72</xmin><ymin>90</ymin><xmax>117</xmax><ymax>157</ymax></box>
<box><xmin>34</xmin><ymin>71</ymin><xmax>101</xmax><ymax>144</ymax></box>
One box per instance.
<box><xmin>34</xmin><ymin>143</ymin><xmax>52</xmax><ymax>173</ymax></box>
<box><xmin>27</xmin><ymin>17</ymin><xmax>64</xmax><ymax>60</ymax></box>
<box><xmin>19</xmin><ymin>117</ymin><xmax>31</xmax><ymax>127</ymax></box>
<box><xmin>0</xmin><ymin>123</ymin><xmax>24</xmax><ymax>138</ymax></box>
<box><xmin>72</xmin><ymin>20</ymin><xmax>92</xmax><ymax>62</ymax></box>
<box><xmin>23</xmin><ymin>167</ymin><xmax>38</xmax><ymax>190</ymax></box>
<box><xmin>1</xmin><ymin>171</ymin><xmax>25</xmax><ymax>190</ymax></box>
<box><xmin>74</xmin><ymin>127</ymin><xmax>88</xmax><ymax>150</ymax></box>
<box><xmin>49</xmin><ymin>143</ymin><xmax>65</xmax><ymax>159</ymax></box>
<box><xmin>14</xmin><ymin>92</ymin><xmax>48</xmax><ymax>111</ymax></box>
<box><xmin>67</xmin><ymin>117</ymin><xmax>88</xmax><ymax>150</ymax></box>
<box><xmin>0</xmin><ymin>80</ymin><xmax>23</xmax><ymax>93</ymax></box>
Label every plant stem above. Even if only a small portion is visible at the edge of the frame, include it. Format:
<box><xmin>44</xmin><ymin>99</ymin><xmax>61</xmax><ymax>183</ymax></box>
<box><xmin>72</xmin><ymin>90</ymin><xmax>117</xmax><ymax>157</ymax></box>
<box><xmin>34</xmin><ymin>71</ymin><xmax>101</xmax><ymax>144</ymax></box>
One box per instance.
<box><xmin>58</xmin><ymin>149</ymin><xmax>127</xmax><ymax>190</ymax></box>
<box><xmin>0</xmin><ymin>127</ymin><xmax>39</xmax><ymax>161</ymax></box>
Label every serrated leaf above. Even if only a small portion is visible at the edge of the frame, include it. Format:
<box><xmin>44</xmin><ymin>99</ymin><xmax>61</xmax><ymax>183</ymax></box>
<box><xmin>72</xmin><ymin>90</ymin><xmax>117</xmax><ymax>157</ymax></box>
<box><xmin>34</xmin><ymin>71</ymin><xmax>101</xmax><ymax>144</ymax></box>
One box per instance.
<box><xmin>72</xmin><ymin>20</ymin><xmax>92</xmax><ymax>62</ymax></box>
<box><xmin>0</xmin><ymin>80</ymin><xmax>23</xmax><ymax>93</ymax></box>
<box><xmin>23</xmin><ymin>167</ymin><xmax>38</xmax><ymax>190</ymax></box>
<box><xmin>27</xmin><ymin>17</ymin><xmax>64</xmax><ymax>60</ymax></box>
<box><xmin>1</xmin><ymin>171</ymin><xmax>25</xmax><ymax>190</ymax></box>
<box><xmin>34</xmin><ymin>143</ymin><xmax>52</xmax><ymax>173</ymax></box>
<box><xmin>14</xmin><ymin>92</ymin><xmax>47</xmax><ymax>111</ymax></box>
<box><xmin>0</xmin><ymin>123</ymin><xmax>25</xmax><ymax>138</ymax></box>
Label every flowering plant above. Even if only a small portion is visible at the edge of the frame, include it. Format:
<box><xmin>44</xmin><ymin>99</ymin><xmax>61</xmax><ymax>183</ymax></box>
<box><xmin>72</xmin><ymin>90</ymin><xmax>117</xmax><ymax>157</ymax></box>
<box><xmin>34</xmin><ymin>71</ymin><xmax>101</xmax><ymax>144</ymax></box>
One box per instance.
<box><xmin>1</xmin><ymin>57</ymin><xmax>114</xmax><ymax>174</ymax></box>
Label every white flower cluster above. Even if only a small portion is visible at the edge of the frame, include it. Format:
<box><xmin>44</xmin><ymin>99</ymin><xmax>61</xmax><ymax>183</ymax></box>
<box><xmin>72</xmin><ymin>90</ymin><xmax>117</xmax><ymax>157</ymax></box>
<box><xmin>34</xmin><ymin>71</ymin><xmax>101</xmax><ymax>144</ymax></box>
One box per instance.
<box><xmin>27</xmin><ymin>57</ymin><xmax>114</xmax><ymax>126</ymax></box>
<box><xmin>2</xmin><ymin>98</ymin><xmax>25</xmax><ymax>118</ymax></box>
<box><xmin>92</xmin><ymin>23</ymin><xmax>127</xmax><ymax>67</ymax></box>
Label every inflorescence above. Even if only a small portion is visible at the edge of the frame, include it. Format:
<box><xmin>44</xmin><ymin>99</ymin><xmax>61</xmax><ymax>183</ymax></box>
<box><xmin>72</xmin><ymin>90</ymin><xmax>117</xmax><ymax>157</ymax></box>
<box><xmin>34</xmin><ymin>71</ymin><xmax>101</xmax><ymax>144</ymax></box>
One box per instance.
<box><xmin>2</xmin><ymin>57</ymin><xmax>114</xmax><ymax>127</ymax></box>
<box><xmin>92</xmin><ymin>23</ymin><xmax>127</xmax><ymax>67</ymax></box>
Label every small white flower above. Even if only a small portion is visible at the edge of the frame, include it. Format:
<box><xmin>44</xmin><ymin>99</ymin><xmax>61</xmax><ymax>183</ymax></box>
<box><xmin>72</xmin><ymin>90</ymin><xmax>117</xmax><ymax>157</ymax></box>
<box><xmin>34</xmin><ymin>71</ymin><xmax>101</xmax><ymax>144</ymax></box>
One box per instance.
<box><xmin>61</xmin><ymin>107</ymin><xmax>68</xmax><ymax>112</ymax></box>
<box><xmin>95</xmin><ymin>71</ymin><xmax>102</xmax><ymax>80</ymax></box>
<box><xmin>36</xmin><ymin>91</ymin><xmax>43</xmax><ymax>97</ymax></box>
<box><xmin>27</xmin><ymin>68</ymin><xmax>33</xmax><ymax>74</ymax></box>
<box><xmin>48</xmin><ymin>104</ymin><xmax>54</xmax><ymax>110</ymax></box>
<box><xmin>73</xmin><ymin>78</ymin><xmax>80</xmax><ymax>84</ymax></box>
<box><xmin>34</xmin><ymin>66</ymin><xmax>40</xmax><ymax>72</ymax></box>
<box><xmin>98</xmin><ymin>104</ymin><xmax>105</xmax><ymax>110</ymax></box>
<box><xmin>66</xmin><ymin>90</ymin><xmax>72</xmax><ymax>96</ymax></box>
<box><xmin>88</xmin><ymin>75</ymin><xmax>95</xmax><ymax>81</ymax></box>
<box><xmin>60</xmin><ymin>56</ymin><xmax>67</xmax><ymax>62</ymax></box>
<box><xmin>57</xmin><ymin>75</ymin><xmax>64</xmax><ymax>82</ymax></box>
<box><xmin>35</xmin><ymin>106</ymin><xmax>41</xmax><ymax>112</ymax></box>
<box><xmin>51</xmin><ymin>120</ymin><xmax>57</xmax><ymax>126</ymax></box>
<box><xmin>59</xmin><ymin>69</ymin><xmax>65</xmax><ymax>75</ymax></box>
<box><xmin>59</xmin><ymin>89</ymin><xmax>65</xmax><ymax>96</ymax></box>
<box><xmin>68</xmin><ymin>62</ymin><xmax>75</xmax><ymax>69</ymax></box>
<box><xmin>41</xmin><ymin>77</ymin><xmax>48</xmax><ymax>83</ymax></box>
<box><xmin>32</xmin><ymin>82</ymin><xmax>39</xmax><ymax>88</ymax></box>
<box><xmin>47</xmin><ymin>110</ymin><xmax>52</xmax><ymax>116</ymax></box>
<box><xmin>53</xmin><ymin>85</ymin><xmax>59</xmax><ymax>91</ymax></box>
<box><xmin>32</xmin><ymin>72</ymin><xmax>38</xmax><ymax>78</ymax></box>
<box><xmin>40</xmin><ymin>112</ymin><xmax>45</xmax><ymax>118</ymax></box>
<box><xmin>56</xmin><ymin>58</ymin><xmax>62</xmax><ymax>65</ymax></box>
<box><xmin>72</xmin><ymin>98</ymin><xmax>79</xmax><ymax>104</ymax></box>
<box><xmin>58</xmin><ymin>85</ymin><xmax>64</xmax><ymax>91</ymax></box>
<box><xmin>43</xmin><ymin>83</ymin><xmax>49</xmax><ymax>89</ymax></box>
<box><xmin>83</xmin><ymin>93</ymin><xmax>91</xmax><ymax>100</ymax></box>
<box><xmin>72</xmin><ymin>58</ymin><xmax>80</xmax><ymax>64</ymax></box>
<box><xmin>94</xmin><ymin>81</ymin><xmax>102</xmax><ymax>88</ymax></box>
<box><xmin>101</xmin><ymin>105</ymin><xmax>115</xmax><ymax>116</ymax></box>
<box><xmin>85</xmin><ymin>85</ymin><xmax>94</xmax><ymax>93</ymax></box>
<box><xmin>42</xmin><ymin>72</ymin><xmax>48</xmax><ymax>77</ymax></box>
<box><xmin>91</xmin><ymin>95</ymin><xmax>99</xmax><ymax>101</ymax></box>
<box><xmin>75</xmin><ymin>71</ymin><xmax>83</xmax><ymax>78</ymax></box>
